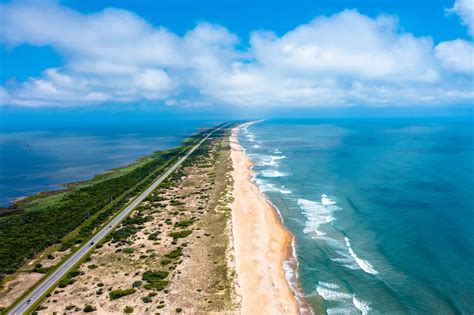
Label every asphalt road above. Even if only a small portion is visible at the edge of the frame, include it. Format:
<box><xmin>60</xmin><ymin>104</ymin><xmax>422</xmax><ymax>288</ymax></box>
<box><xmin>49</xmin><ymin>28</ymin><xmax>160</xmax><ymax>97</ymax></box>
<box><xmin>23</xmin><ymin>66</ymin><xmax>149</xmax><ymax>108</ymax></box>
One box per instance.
<box><xmin>9</xmin><ymin>125</ymin><xmax>226</xmax><ymax>315</ymax></box>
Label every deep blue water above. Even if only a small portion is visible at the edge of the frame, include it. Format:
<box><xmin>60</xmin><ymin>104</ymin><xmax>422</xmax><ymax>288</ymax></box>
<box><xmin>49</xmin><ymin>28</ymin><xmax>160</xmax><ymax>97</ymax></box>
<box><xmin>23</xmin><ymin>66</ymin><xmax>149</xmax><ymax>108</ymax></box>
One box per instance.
<box><xmin>0</xmin><ymin>119</ymin><xmax>218</xmax><ymax>206</ymax></box>
<box><xmin>239</xmin><ymin>118</ymin><xmax>474</xmax><ymax>314</ymax></box>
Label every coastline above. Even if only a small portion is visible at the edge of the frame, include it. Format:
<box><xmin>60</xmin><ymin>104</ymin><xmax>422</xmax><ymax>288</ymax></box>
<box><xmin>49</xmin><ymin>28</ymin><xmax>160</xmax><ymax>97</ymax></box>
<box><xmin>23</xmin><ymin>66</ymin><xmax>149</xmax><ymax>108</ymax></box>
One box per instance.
<box><xmin>229</xmin><ymin>122</ymin><xmax>309</xmax><ymax>314</ymax></box>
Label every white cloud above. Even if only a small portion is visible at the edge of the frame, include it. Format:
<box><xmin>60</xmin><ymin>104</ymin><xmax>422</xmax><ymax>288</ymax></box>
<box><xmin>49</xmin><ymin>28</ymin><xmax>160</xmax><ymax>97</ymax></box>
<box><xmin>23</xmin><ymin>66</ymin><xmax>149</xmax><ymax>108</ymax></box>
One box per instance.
<box><xmin>0</xmin><ymin>1</ymin><xmax>473</xmax><ymax>107</ymax></box>
<box><xmin>449</xmin><ymin>0</ymin><xmax>474</xmax><ymax>36</ymax></box>
<box><xmin>435</xmin><ymin>39</ymin><xmax>474</xmax><ymax>73</ymax></box>
<box><xmin>250</xmin><ymin>11</ymin><xmax>437</xmax><ymax>82</ymax></box>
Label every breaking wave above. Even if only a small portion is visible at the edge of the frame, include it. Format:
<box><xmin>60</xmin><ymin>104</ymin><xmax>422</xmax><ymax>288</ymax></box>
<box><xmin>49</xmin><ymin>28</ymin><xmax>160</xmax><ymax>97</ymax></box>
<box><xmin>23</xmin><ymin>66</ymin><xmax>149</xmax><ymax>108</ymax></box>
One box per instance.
<box><xmin>344</xmin><ymin>237</ymin><xmax>378</xmax><ymax>275</ymax></box>
<box><xmin>260</xmin><ymin>169</ymin><xmax>287</xmax><ymax>177</ymax></box>
<box><xmin>316</xmin><ymin>282</ymin><xmax>372</xmax><ymax>315</ymax></box>
<box><xmin>298</xmin><ymin>194</ymin><xmax>340</xmax><ymax>237</ymax></box>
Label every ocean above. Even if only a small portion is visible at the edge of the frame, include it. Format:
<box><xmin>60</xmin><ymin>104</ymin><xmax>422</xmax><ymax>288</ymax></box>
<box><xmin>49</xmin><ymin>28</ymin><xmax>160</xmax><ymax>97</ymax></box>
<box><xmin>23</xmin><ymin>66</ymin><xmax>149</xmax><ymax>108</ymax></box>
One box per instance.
<box><xmin>239</xmin><ymin>118</ymin><xmax>474</xmax><ymax>314</ymax></box>
<box><xmin>0</xmin><ymin>118</ymin><xmax>218</xmax><ymax>207</ymax></box>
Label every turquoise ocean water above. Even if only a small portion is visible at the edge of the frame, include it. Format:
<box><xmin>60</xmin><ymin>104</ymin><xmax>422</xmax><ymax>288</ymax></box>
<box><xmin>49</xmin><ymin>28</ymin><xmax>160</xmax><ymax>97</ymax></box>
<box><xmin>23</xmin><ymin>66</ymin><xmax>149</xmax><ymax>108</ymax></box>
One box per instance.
<box><xmin>239</xmin><ymin>118</ymin><xmax>473</xmax><ymax>314</ymax></box>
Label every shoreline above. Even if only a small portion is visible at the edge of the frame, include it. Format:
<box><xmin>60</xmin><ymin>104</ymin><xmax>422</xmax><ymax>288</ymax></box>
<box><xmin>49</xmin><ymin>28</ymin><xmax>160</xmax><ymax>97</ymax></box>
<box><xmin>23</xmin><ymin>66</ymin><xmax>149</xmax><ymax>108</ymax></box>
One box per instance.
<box><xmin>229</xmin><ymin>122</ymin><xmax>310</xmax><ymax>314</ymax></box>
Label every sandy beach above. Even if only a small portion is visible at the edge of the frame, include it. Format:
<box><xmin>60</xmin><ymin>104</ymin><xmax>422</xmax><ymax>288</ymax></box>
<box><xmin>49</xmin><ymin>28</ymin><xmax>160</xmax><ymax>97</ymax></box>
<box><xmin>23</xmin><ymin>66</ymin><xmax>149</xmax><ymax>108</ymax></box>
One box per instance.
<box><xmin>229</xmin><ymin>123</ymin><xmax>301</xmax><ymax>314</ymax></box>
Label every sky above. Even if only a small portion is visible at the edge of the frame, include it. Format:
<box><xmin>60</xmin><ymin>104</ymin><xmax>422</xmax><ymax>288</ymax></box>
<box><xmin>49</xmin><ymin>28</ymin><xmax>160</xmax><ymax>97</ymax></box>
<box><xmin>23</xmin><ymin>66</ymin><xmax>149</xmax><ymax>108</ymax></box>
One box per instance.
<box><xmin>0</xmin><ymin>0</ymin><xmax>473</xmax><ymax>117</ymax></box>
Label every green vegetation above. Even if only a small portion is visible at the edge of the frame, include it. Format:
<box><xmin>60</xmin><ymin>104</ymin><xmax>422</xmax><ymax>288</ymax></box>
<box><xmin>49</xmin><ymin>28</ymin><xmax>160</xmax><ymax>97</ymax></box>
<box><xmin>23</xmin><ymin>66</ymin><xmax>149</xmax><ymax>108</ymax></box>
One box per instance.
<box><xmin>142</xmin><ymin>270</ymin><xmax>169</xmax><ymax>291</ymax></box>
<box><xmin>145</xmin><ymin>194</ymin><xmax>166</xmax><ymax>202</ymax></box>
<box><xmin>174</xmin><ymin>219</ymin><xmax>195</xmax><ymax>228</ymax></box>
<box><xmin>147</xmin><ymin>232</ymin><xmax>160</xmax><ymax>241</ymax></box>
<box><xmin>143</xmin><ymin>280</ymin><xmax>168</xmax><ymax>291</ymax></box>
<box><xmin>164</xmin><ymin>248</ymin><xmax>183</xmax><ymax>259</ymax></box>
<box><xmin>109</xmin><ymin>288</ymin><xmax>136</xmax><ymax>300</ymax></box>
<box><xmin>109</xmin><ymin>214</ymin><xmax>153</xmax><ymax>244</ymax></box>
<box><xmin>168</xmin><ymin>230</ymin><xmax>192</xmax><ymax>239</ymax></box>
<box><xmin>141</xmin><ymin>296</ymin><xmax>152</xmax><ymax>303</ymax></box>
<box><xmin>32</xmin><ymin>263</ymin><xmax>53</xmax><ymax>274</ymax></box>
<box><xmin>0</xmin><ymin>127</ymin><xmax>218</xmax><ymax>280</ymax></box>
<box><xmin>124</xmin><ymin>306</ymin><xmax>134</xmax><ymax>313</ymax></box>
<box><xmin>122</xmin><ymin>247</ymin><xmax>134</xmax><ymax>254</ymax></box>
<box><xmin>83</xmin><ymin>304</ymin><xmax>95</xmax><ymax>313</ymax></box>
<box><xmin>58</xmin><ymin>269</ymin><xmax>82</xmax><ymax>288</ymax></box>
<box><xmin>142</xmin><ymin>270</ymin><xmax>168</xmax><ymax>282</ymax></box>
<box><xmin>169</xmin><ymin>200</ymin><xmax>185</xmax><ymax>206</ymax></box>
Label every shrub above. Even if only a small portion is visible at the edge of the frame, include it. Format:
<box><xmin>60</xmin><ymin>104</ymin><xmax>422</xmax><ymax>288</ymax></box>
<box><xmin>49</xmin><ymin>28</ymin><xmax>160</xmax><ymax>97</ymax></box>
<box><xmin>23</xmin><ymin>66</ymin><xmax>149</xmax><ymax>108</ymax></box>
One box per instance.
<box><xmin>143</xmin><ymin>280</ymin><xmax>168</xmax><ymax>291</ymax></box>
<box><xmin>83</xmin><ymin>304</ymin><xmax>95</xmax><ymax>313</ymax></box>
<box><xmin>109</xmin><ymin>288</ymin><xmax>136</xmax><ymax>300</ymax></box>
<box><xmin>142</xmin><ymin>270</ymin><xmax>169</xmax><ymax>282</ymax></box>
<box><xmin>174</xmin><ymin>219</ymin><xmax>195</xmax><ymax>228</ymax></box>
<box><xmin>124</xmin><ymin>306</ymin><xmax>134</xmax><ymax>313</ymax></box>
<box><xmin>169</xmin><ymin>200</ymin><xmax>185</xmax><ymax>206</ymax></box>
<box><xmin>147</xmin><ymin>232</ymin><xmax>160</xmax><ymax>241</ymax></box>
<box><xmin>165</xmin><ymin>248</ymin><xmax>183</xmax><ymax>259</ymax></box>
<box><xmin>176</xmin><ymin>308</ymin><xmax>183</xmax><ymax>313</ymax></box>
<box><xmin>58</xmin><ymin>277</ymin><xmax>75</xmax><ymax>288</ymax></box>
<box><xmin>160</xmin><ymin>259</ymin><xmax>172</xmax><ymax>265</ymax></box>
<box><xmin>33</xmin><ymin>265</ymin><xmax>52</xmax><ymax>274</ymax></box>
<box><xmin>132</xmin><ymin>280</ymin><xmax>142</xmax><ymax>288</ymax></box>
<box><xmin>141</xmin><ymin>296</ymin><xmax>152</xmax><ymax>303</ymax></box>
<box><xmin>68</xmin><ymin>270</ymin><xmax>82</xmax><ymax>277</ymax></box>
<box><xmin>168</xmin><ymin>230</ymin><xmax>192</xmax><ymax>239</ymax></box>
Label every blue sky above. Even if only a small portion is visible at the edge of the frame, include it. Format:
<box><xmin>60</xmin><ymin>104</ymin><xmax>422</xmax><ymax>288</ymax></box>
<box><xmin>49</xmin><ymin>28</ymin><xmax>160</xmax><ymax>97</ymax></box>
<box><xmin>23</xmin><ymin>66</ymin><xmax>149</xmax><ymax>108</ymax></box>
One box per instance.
<box><xmin>0</xmin><ymin>0</ymin><xmax>473</xmax><ymax>115</ymax></box>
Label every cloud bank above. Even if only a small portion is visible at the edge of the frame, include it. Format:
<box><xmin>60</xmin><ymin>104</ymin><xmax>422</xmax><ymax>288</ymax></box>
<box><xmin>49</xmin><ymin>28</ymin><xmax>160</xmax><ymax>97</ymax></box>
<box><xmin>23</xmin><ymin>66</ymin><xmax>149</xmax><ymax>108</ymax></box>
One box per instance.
<box><xmin>0</xmin><ymin>1</ymin><xmax>473</xmax><ymax>107</ymax></box>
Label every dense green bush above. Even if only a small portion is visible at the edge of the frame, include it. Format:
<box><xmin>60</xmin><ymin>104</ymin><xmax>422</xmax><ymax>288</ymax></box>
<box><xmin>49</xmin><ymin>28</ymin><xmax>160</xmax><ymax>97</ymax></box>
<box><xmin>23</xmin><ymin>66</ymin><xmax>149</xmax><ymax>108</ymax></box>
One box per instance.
<box><xmin>142</xmin><ymin>270</ymin><xmax>168</xmax><ymax>282</ymax></box>
<box><xmin>109</xmin><ymin>288</ymin><xmax>136</xmax><ymax>300</ymax></box>
<box><xmin>83</xmin><ymin>304</ymin><xmax>95</xmax><ymax>313</ymax></box>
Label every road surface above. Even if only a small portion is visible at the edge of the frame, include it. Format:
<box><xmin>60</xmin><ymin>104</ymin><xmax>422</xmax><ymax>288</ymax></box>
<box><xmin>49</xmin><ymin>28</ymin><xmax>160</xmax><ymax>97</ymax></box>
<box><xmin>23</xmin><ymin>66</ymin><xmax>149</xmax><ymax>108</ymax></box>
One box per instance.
<box><xmin>9</xmin><ymin>125</ymin><xmax>227</xmax><ymax>315</ymax></box>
